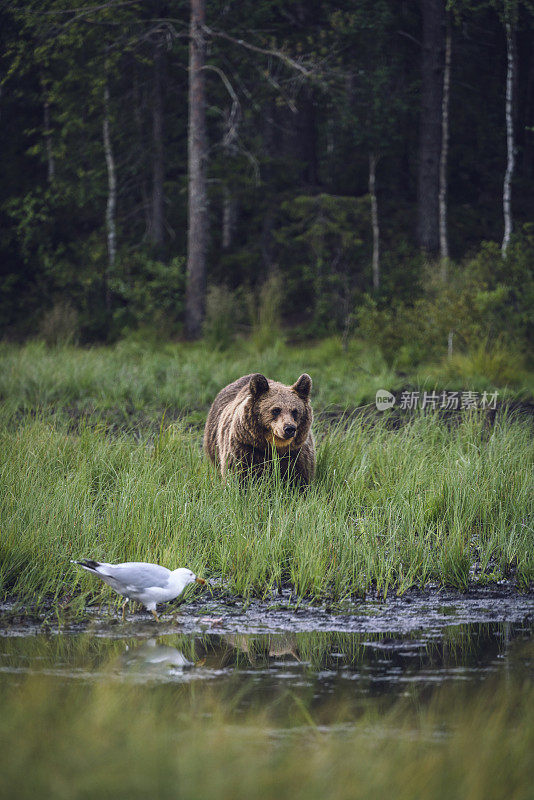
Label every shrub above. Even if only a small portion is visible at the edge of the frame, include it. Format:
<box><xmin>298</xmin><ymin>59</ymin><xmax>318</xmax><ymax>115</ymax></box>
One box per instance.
<box><xmin>203</xmin><ymin>285</ymin><xmax>240</xmax><ymax>350</ymax></box>
<box><xmin>440</xmin><ymin>339</ymin><xmax>527</xmax><ymax>388</ymax></box>
<box><xmin>39</xmin><ymin>301</ymin><xmax>80</xmax><ymax>346</ymax></box>
<box><xmin>274</xmin><ymin>194</ymin><xmax>370</xmax><ymax>335</ymax></box>
<box><xmin>248</xmin><ymin>272</ymin><xmax>285</xmax><ymax>352</ymax></box>
<box><xmin>112</xmin><ymin>256</ymin><xmax>185</xmax><ymax>338</ymax></box>
<box><xmin>357</xmin><ymin>228</ymin><xmax>534</xmax><ymax>367</ymax></box>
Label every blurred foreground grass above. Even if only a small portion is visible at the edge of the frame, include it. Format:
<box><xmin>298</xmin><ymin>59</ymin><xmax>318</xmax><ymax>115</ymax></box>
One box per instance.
<box><xmin>0</xmin><ymin>672</ymin><xmax>532</xmax><ymax>800</ymax></box>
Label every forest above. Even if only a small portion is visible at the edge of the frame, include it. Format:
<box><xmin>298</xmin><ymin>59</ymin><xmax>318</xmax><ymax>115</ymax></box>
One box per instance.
<box><xmin>1</xmin><ymin>0</ymin><xmax>533</xmax><ymax>363</ymax></box>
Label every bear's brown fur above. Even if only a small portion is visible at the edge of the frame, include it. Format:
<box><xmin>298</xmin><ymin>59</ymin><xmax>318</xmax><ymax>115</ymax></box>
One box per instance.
<box><xmin>204</xmin><ymin>373</ymin><xmax>315</xmax><ymax>486</ymax></box>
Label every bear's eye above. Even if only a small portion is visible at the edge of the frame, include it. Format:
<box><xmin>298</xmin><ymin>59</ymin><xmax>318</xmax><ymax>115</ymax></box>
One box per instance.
<box><xmin>291</xmin><ymin>409</ymin><xmax>299</xmax><ymax>420</ymax></box>
<box><xmin>271</xmin><ymin>407</ymin><xmax>281</xmax><ymax>418</ymax></box>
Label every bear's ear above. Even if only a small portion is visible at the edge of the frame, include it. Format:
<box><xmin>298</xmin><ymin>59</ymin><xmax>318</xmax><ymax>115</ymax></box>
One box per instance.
<box><xmin>249</xmin><ymin>373</ymin><xmax>269</xmax><ymax>398</ymax></box>
<box><xmin>292</xmin><ymin>373</ymin><xmax>312</xmax><ymax>400</ymax></box>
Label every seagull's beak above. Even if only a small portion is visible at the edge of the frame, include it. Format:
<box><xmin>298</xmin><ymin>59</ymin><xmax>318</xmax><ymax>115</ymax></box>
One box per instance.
<box><xmin>195</xmin><ymin>577</ymin><xmax>206</xmax><ymax>585</ymax></box>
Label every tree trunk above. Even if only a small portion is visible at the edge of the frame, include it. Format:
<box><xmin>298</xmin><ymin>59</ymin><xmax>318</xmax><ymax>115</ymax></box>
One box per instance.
<box><xmin>185</xmin><ymin>0</ymin><xmax>208</xmax><ymax>339</ymax></box>
<box><xmin>103</xmin><ymin>83</ymin><xmax>117</xmax><ymax>310</ymax></box>
<box><xmin>151</xmin><ymin>43</ymin><xmax>165</xmax><ymax>250</ymax></box>
<box><xmin>260</xmin><ymin>100</ymin><xmax>276</xmax><ymax>273</ymax></box>
<box><xmin>502</xmin><ymin>20</ymin><xmax>515</xmax><ymax>257</ymax></box>
<box><xmin>222</xmin><ymin>187</ymin><xmax>237</xmax><ymax>250</ymax></box>
<box><xmin>439</xmin><ymin>15</ymin><xmax>451</xmax><ymax>276</ymax></box>
<box><xmin>326</xmin><ymin>110</ymin><xmax>334</xmax><ymax>184</ymax></box>
<box><xmin>133</xmin><ymin>74</ymin><xmax>151</xmax><ymax>239</ymax></box>
<box><xmin>43</xmin><ymin>97</ymin><xmax>55</xmax><ymax>183</ymax></box>
<box><xmin>523</xmin><ymin>48</ymin><xmax>534</xmax><ymax>178</ymax></box>
<box><xmin>417</xmin><ymin>0</ymin><xmax>445</xmax><ymax>256</ymax></box>
<box><xmin>296</xmin><ymin>88</ymin><xmax>318</xmax><ymax>187</ymax></box>
<box><xmin>368</xmin><ymin>152</ymin><xmax>380</xmax><ymax>292</ymax></box>
<box><xmin>279</xmin><ymin>90</ymin><xmax>318</xmax><ymax>188</ymax></box>
<box><xmin>40</xmin><ymin>75</ymin><xmax>55</xmax><ymax>183</ymax></box>
<box><xmin>222</xmin><ymin>106</ymin><xmax>238</xmax><ymax>250</ymax></box>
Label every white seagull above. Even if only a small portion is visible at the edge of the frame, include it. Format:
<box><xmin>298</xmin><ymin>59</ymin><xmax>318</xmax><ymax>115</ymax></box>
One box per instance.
<box><xmin>72</xmin><ymin>559</ymin><xmax>206</xmax><ymax>621</ymax></box>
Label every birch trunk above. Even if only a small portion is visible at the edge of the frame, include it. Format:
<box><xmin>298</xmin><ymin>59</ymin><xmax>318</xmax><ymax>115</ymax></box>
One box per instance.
<box><xmin>368</xmin><ymin>152</ymin><xmax>380</xmax><ymax>292</ymax></box>
<box><xmin>222</xmin><ymin>107</ymin><xmax>238</xmax><ymax>250</ymax></box>
<box><xmin>103</xmin><ymin>83</ymin><xmax>117</xmax><ymax>309</ymax></box>
<box><xmin>439</xmin><ymin>16</ymin><xmax>451</xmax><ymax>277</ymax></box>
<box><xmin>185</xmin><ymin>0</ymin><xmax>208</xmax><ymax>339</ymax></box>
<box><xmin>151</xmin><ymin>44</ymin><xmax>165</xmax><ymax>249</ymax></box>
<box><xmin>502</xmin><ymin>20</ymin><xmax>515</xmax><ymax>257</ymax></box>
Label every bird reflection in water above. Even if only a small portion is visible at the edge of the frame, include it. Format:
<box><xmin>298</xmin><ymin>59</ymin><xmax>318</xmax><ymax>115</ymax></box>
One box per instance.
<box><xmin>119</xmin><ymin>639</ymin><xmax>193</xmax><ymax>676</ymax></box>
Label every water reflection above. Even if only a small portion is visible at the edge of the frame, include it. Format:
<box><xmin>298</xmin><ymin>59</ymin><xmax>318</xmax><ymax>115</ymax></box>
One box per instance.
<box><xmin>0</xmin><ymin>622</ymin><xmax>531</xmax><ymax>704</ymax></box>
<box><xmin>119</xmin><ymin>639</ymin><xmax>193</xmax><ymax>675</ymax></box>
<box><xmin>222</xmin><ymin>634</ymin><xmax>301</xmax><ymax>664</ymax></box>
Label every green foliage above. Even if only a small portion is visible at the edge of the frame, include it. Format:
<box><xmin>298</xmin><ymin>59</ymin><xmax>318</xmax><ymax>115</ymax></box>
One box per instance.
<box><xmin>248</xmin><ymin>272</ymin><xmax>285</xmax><ymax>352</ymax></box>
<box><xmin>4</xmin><ymin>182</ymin><xmax>111</xmax><ymax>337</ymax></box>
<box><xmin>2</xmin><ymin>1</ymin><xmax>534</xmax><ymax>343</ymax></box>
<box><xmin>357</xmin><ymin>229</ymin><xmax>534</xmax><ymax>368</ymax></box>
<box><xmin>203</xmin><ymin>285</ymin><xmax>240</xmax><ymax>351</ymax></box>
<box><xmin>39</xmin><ymin>300</ymin><xmax>79</xmax><ymax>347</ymax></box>
<box><xmin>357</xmin><ymin>296</ymin><xmax>432</xmax><ymax>368</ymax></box>
<box><xmin>112</xmin><ymin>256</ymin><xmax>186</xmax><ymax>339</ymax></box>
<box><xmin>275</xmin><ymin>194</ymin><xmax>370</xmax><ymax>335</ymax></box>
<box><xmin>438</xmin><ymin>339</ymin><xmax>528</xmax><ymax>388</ymax></box>
<box><xmin>464</xmin><ymin>230</ymin><xmax>534</xmax><ymax>349</ymax></box>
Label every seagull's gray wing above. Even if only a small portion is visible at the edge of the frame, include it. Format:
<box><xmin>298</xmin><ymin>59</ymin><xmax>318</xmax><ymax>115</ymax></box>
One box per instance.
<box><xmin>100</xmin><ymin>563</ymin><xmax>172</xmax><ymax>591</ymax></box>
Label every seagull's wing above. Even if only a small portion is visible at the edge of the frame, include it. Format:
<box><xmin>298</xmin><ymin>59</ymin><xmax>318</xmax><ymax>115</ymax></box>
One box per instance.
<box><xmin>100</xmin><ymin>562</ymin><xmax>172</xmax><ymax>591</ymax></box>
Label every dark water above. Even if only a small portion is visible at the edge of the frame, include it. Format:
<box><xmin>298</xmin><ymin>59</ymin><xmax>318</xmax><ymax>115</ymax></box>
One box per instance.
<box><xmin>1</xmin><ymin>589</ymin><xmax>532</xmax><ymax>719</ymax></box>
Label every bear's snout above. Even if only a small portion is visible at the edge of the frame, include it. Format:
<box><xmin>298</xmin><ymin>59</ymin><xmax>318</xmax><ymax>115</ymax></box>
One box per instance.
<box><xmin>283</xmin><ymin>424</ymin><xmax>297</xmax><ymax>439</ymax></box>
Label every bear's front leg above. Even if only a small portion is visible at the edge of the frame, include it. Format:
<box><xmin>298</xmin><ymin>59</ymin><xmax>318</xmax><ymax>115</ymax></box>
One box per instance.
<box><xmin>292</xmin><ymin>438</ymin><xmax>316</xmax><ymax>487</ymax></box>
<box><xmin>221</xmin><ymin>442</ymin><xmax>264</xmax><ymax>485</ymax></box>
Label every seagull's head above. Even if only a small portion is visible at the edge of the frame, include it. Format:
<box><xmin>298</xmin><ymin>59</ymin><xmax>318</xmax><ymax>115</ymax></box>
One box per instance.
<box><xmin>173</xmin><ymin>568</ymin><xmax>206</xmax><ymax>591</ymax></box>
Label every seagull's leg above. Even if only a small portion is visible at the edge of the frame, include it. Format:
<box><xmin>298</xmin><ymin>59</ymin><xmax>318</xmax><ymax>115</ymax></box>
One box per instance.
<box><xmin>121</xmin><ymin>599</ymin><xmax>128</xmax><ymax>622</ymax></box>
<box><xmin>150</xmin><ymin>609</ymin><xmax>160</xmax><ymax>623</ymax></box>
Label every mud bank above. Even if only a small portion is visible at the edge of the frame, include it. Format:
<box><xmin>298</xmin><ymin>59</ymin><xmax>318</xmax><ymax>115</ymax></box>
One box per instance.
<box><xmin>2</xmin><ymin>585</ymin><xmax>532</xmax><ymax>638</ymax></box>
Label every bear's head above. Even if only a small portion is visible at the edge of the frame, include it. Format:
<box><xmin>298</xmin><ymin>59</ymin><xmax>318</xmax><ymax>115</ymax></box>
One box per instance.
<box><xmin>248</xmin><ymin>373</ymin><xmax>312</xmax><ymax>450</ymax></box>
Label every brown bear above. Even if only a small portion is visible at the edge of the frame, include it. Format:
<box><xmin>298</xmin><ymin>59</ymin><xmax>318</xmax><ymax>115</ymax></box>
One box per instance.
<box><xmin>203</xmin><ymin>372</ymin><xmax>315</xmax><ymax>486</ymax></box>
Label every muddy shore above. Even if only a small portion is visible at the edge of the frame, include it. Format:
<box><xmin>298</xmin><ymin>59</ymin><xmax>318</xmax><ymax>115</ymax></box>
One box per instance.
<box><xmin>2</xmin><ymin>584</ymin><xmax>532</xmax><ymax>637</ymax></box>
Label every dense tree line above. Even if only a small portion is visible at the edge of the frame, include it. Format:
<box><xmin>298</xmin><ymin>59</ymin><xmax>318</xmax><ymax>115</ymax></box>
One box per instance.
<box><xmin>1</xmin><ymin>0</ymin><xmax>533</xmax><ymax>347</ymax></box>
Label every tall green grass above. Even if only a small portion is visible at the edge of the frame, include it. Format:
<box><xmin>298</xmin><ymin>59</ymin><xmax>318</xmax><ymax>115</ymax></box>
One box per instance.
<box><xmin>1</xmin><ymin>338</ymin><xmax>530</xmax><ymax>432</ymax></box>
<box><xmin>0</xmin><ymin>339</ymin><xmax>397</xmax><ymax>424</ymax></box>
<box><xmin>1</xmin><ymin>406</ymin><xmax>532</xmax><ymax>609</ymax></box>
<box><xmin>0</xmin><ymin>672</ymin><xmax>532</xmax><ymax>800</ymax></box>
